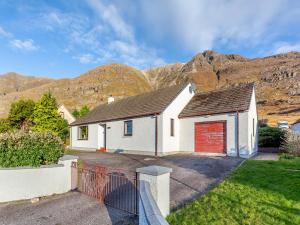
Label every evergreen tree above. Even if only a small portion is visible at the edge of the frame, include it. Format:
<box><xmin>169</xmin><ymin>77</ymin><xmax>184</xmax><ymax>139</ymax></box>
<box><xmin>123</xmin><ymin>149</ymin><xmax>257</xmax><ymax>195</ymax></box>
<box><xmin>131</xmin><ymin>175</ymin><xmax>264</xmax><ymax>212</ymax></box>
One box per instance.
<box><xmin>79</xmin><ymin>105</ymin><xmax>90</xmax><ymax>117</ymax></box>
<box><xmin>8</xmin><ymin>99</ymin><xmax>35</xmax><ymax>130</ymax></box>
<box><xmin>72</xmin><ymin>109</ymin><xmax>80</xmax><ymax>119</ymax></box>
<box><xmin>32</xmin><ymin>93</ymin><xmax>69</xmax><ymax>140</ymax></box>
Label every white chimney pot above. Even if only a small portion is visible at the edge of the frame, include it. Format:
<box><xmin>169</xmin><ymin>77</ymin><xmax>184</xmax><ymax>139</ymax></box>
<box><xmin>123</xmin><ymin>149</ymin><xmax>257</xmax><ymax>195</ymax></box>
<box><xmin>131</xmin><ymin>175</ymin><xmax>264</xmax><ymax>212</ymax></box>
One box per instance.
<box><xmin>108</xmin><ymin>95</ymin><xmax>115</xmax><ymax>104</ymax></box>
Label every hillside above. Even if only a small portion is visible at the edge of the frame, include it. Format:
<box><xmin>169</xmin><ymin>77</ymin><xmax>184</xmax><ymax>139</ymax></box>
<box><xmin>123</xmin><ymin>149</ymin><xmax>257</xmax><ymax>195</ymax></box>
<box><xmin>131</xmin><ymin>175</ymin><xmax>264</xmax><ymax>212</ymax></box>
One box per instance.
<box><xmin>0</xmin><ymin>51</ymin><xmax>299</xmax><ymax>126</ymax></box>
<box><xmin>0</xmin><ymin>64</ymin><xmax>152</xmax><ymax>118</ymax></box>
<box><xmin>144</xmin><ymin>51</ymin><xmax>300</xmax><ymax>126</ymax></box>
<box><xmin>0</xmin><ymin>72</ymin><xmax>53</xmax><ymax>95</ymax></box>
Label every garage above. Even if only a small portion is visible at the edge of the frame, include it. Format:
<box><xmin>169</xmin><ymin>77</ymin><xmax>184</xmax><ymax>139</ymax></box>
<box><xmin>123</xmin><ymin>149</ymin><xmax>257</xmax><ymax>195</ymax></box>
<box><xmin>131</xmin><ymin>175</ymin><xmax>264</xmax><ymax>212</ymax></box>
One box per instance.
<box><xmin>194</xmin><ymin>121</ymin><xmax>226</xmax><ymax>153</ymax></box>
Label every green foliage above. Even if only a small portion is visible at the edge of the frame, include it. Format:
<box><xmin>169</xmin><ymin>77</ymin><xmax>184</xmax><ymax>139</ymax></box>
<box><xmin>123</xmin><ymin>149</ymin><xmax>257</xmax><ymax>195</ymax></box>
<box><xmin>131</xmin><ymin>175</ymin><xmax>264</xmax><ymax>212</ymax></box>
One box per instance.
<box><xmin>79</xmin><ymin>105</ymin><xmax>90</xmax><ymax>117</ymax></box>
<box><xmin>167</xmin><ymin>158</ymin><xmax>300</xmax><ymax>225</ymax></box>
<box><xmin>72</xmin><ymin>105</ymin><xmax>90</xmax><ymax>119</ymax></box>
<box><xmin>72</xmin><ymin>109</ymin><xmax>80</xmax><ymax>119</ymax></box>
<box><xmin>0</xmin><ymin>131</ymin><xmax>64</xmax><ymax>167</ymax></box>
<box><xmin>258</xmin><ymin>126</ymin><xmax>285</xmax><ymax>147</ymax></box>
<box><xmin>8</xmin><ymin>99</ymin><xmax>35</xmax><ymax>130</ymax></box>
<box><xmin>0</xmin><ymin>119</ymin><xmax>12</xmax><ymax>133</ymax></box>
<box><xmin>32</xmin><ymin>93</ymin><xmax>69</xmax><ymax>141</ymax></box>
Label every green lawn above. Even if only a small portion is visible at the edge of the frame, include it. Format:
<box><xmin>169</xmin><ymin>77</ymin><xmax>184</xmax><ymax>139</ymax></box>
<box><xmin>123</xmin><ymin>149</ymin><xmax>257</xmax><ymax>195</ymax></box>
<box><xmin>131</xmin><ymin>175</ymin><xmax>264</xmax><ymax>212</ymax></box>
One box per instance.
<box><xmin>167</xmin><ymin>157</ymin><xmax>300</xmax><ymax>225</ymax></box>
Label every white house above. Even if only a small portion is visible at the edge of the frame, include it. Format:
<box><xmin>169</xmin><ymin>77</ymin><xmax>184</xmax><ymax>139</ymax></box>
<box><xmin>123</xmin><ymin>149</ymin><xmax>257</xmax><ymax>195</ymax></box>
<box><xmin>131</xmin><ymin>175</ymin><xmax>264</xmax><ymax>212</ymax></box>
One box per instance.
<box><xmin>70</xmin><ymin>82</ymin><xmax>258</xmax><ymax>158</ymax></box>
<box><xmin>58</xmin><ymin>104</ymin><xmax>75</xmax><ymax>125</ymax></box>
<box><xmin>291</xmin><ymin>119</ymin><xmax>300</xmax><ymax>134</ymax></box>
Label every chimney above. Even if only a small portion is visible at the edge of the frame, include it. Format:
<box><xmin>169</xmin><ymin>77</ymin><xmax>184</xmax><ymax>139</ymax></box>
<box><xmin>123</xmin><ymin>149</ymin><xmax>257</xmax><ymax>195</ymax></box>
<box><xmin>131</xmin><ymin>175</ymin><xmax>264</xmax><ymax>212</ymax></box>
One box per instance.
<box><xmin>107</xmin><ymin>95</ymin><xmax>115</xmax><ymax>104</ymax></box>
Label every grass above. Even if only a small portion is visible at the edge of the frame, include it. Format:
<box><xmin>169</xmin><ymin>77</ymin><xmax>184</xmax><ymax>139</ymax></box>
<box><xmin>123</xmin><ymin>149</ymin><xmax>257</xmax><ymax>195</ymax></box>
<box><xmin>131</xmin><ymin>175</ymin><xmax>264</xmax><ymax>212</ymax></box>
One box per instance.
<box><xmin>167</xmin><ymin>157</ymin><xmax>300</xmax><ymax>225</ymax></box>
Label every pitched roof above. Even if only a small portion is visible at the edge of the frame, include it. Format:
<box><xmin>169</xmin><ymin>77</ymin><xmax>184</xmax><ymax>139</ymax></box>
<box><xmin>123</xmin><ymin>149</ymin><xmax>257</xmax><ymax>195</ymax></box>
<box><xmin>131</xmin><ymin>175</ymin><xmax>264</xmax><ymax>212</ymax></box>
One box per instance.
<box><xmin>179</xmin><ymin>83</ymin><xmax>254</xmax><ymax>118</ymax></box>
<box><xmin>292</xmin><ymin>119</ymin><xmax>300</xmax><ymax>125</ymax></box>
<box><xmin>71</xmin><ymin>83</ymin><xmax>188</xmax><ymax>126</ymax></box>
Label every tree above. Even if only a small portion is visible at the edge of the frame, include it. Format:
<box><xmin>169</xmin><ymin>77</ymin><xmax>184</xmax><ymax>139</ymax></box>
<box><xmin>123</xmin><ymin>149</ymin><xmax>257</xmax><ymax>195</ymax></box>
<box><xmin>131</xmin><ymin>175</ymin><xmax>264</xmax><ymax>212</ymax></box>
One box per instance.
<box><xmin>32</xmin><ymin>92</ymin><xmax>69</xmax><ymax>141</ymax></box>
<box><xmin>72</xmin><ymin>109</ymin><xmax>80</xmax><ymax>119</ymax></box>
<box><xmin>72</xmin><ymin>105</ymin><xmax>90</xmax><ymax>119</ymax></box>
<box><xmin>8</xmin><ymin>99</ymin><xmax>35</xmax><ymax>130</ymax></box>
<box><xmin>79</xmin><ymin>105</ymin><xmax>90</xmax><ymax>117</ymax></box>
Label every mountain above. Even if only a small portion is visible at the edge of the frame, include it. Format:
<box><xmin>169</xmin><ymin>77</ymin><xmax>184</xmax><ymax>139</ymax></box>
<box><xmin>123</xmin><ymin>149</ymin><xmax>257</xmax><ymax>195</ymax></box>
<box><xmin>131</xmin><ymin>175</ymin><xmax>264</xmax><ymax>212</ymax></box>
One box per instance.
<box><xmin>0</xmin><ymin>72</ymin><xmax>53</xmax><ymax>95</ymax></box>
<box><xmin>144</xmin><ymin>51</ymin><xmax>300</xmax><ymax>126</ymax></box>
<box><xmin>0</xmin><ymin>51</ymin><xmax>299</xmax><ymax>126</ymax></box>
<box><xmin>0</xmin><ymin>64</ymin><xmax>152</xmax><ymax>118</ymax></box>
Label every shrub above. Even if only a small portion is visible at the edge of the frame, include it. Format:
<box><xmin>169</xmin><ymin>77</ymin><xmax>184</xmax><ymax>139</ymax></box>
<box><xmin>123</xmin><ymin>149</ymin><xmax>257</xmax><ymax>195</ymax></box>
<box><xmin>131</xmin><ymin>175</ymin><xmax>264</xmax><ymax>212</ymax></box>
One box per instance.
<box><xmin>0</xmin><ymin>119</ymin><xmax>12</xmax><ymax>133</ymax></box>
<box><xmin>258</xmin><ymin>126</ymin><xmax>285</xmax><ymax>147</ymax></box>
<box><xmin>280</xmin><ymin>131</ymin><xmax>300</xmax><ymax>157</ymax></box>
<box><xmin>0</xmin><ymin>131</ymin><xmax>64</xmax><ymax>167</ymax></box>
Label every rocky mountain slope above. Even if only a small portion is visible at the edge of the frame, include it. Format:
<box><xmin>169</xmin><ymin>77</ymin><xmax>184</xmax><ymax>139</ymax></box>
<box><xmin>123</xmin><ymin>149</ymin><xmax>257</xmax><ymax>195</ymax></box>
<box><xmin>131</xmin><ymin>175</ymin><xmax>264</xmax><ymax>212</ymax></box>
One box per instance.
<box><xmin>0</xmin><ymin>51</ymin><xmax>299</xmax><ymax>126</ymax></box>
<box><xmin>0</xmin><ymin>64</ymin><xmax>152</xmax><ymax>118</ymax></box>
<box><xmin>145</xmin><ymin>51</ymin><xmax>300</xmax><ymax>125</ymax></box>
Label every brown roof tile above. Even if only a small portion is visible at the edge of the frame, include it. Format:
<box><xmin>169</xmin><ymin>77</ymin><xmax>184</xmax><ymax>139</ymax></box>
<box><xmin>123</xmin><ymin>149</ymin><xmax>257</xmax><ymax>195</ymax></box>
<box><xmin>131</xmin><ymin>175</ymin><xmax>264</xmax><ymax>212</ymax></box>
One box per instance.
<box><xmin>71</xmin><ymin>83</ymin><xmax>188</xmax><ymax>126</ymax></box>
<box><xmin>179</xmin><ymin>83</ymin><xmax>254</xmax><ymax>118</ymax></box>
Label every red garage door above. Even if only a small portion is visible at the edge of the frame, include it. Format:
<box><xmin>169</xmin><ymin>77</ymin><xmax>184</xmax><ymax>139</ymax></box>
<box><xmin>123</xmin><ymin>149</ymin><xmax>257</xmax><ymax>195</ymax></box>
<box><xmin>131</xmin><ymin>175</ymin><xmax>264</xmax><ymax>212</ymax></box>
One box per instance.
<box><xmin>195</xmin><ymin>121</ymin><xmax>226</xmax><ymax>153</ymax></box>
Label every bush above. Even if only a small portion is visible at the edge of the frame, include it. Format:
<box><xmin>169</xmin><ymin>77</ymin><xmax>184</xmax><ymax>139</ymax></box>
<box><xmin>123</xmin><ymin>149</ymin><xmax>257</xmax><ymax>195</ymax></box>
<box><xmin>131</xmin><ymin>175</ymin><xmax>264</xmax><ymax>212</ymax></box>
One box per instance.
<box><xmin>280</xmin><ymin>131</ymin><xmax>300</xmax><ymax>157</ymax></box>
<box><xmin>0</xmin><ymin>131</ymin><xmax>64</xmax><ymax>167</ymax></box>
<box><xmin>258</xmin><ymin>126</ymin><xmax>285</xmax><ymax>147</ymax></box>
<box><xmin>0</xmin><ymin>119</ymin><xmax>12</xmax><ymax>133</ymax></box>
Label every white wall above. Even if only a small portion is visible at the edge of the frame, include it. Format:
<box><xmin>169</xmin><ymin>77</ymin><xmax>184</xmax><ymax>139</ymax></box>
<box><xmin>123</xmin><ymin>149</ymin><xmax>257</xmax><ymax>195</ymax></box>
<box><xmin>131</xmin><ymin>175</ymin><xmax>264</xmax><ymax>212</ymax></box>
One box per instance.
<box><xmin>0</xmin><ymin>156</ymin><xmax>77</xmax><ymax>202</ymax></box>
<box><xmin>161</xmin><ymin>83</ymin><xmax>195</xmax><ymax>153</ymax></box>
<box><xmin>247</xmin><ymin>88</ymin><xmax>258</xmax><ymax>156</ymax></box>
<box><xmin>106</xmin><ymin>116</ymin><xmax>156</xmax><ymax>154</ymax></box>
<box><xmin>179</xmin><ymin>111</ymin><xmax>251</xmax><ymax>157</ymax></box>
<box><xmin>71</xmin><ymin>123</ymin><xmax>102</xmax><ymax>151</ymax></box>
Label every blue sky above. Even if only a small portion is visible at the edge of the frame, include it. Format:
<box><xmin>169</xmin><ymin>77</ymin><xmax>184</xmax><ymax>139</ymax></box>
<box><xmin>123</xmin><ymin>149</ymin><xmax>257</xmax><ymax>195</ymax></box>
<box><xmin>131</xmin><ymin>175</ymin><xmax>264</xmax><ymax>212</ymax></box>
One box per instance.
<box><xmin>0</xmin><ymin>0</ymin><xmax>299</xmax><ymax>78</ymax></box>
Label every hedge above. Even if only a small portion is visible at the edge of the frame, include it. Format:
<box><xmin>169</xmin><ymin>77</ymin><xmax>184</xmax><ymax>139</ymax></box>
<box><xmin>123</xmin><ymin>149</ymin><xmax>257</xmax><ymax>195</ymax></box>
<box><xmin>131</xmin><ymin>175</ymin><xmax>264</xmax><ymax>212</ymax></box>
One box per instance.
<box><xmin>0</xmin><ymin>131</ymin><xmax>64</xmax><ymax>167</ymax></box>
<box><xmin>258</xmin><ymin>126</ymin><xmax>285</xmax><ymax>147</ymax></box>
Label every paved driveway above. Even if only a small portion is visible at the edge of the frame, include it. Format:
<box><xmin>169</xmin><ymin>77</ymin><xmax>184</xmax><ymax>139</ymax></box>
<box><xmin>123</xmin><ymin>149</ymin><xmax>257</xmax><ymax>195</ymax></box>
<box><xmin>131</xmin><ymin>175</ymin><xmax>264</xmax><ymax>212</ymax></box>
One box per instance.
<box><xmin>76</xmin><ymin>152</ymin><xmax>242</xmax><ymax>209</ymax></box>
<box><xmin>0</xmin><ymin>192</ymin><xmax>136</xmax><ymax>225</ymax></box>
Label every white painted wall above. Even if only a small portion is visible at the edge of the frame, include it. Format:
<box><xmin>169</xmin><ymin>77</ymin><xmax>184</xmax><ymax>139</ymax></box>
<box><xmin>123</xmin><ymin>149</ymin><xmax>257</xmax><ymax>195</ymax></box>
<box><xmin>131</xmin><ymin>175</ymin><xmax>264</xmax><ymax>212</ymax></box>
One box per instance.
<box><xmin>58</xmin><ymin>105</ymin><xmax>75</xmax><ymax>124</ymax></box>
<box><xmin>247</xmin><ymin>88</ymin><xmax>258</xmax><ymax>156</ymax></box>
<box><xmin>179</xmin><ymin>113</ymin><xmax>239</xmax><ymax>156</ymax></box>
<box><xmin>106</xmin><ymin>116</ymin><xmax>157</xmax><ymax>155</ymax></box>
<box><xmin>0</xmin><ymin>156</ymin><xmax>78</xmax><ymax>202</ymax></box>
<box><xmin>161</xmin><ymin>83</ymin><xmax>195</xmax><ymax>153</ymax></box>
<box><xmin>71</xmin><ymin>123</ymin><xmax>102</xmax><ymax>151</ymax></box>
<box><xmin>179</xmin><ymin>88</ymin><xmax>257</xmax><ymax>158</ymax></box>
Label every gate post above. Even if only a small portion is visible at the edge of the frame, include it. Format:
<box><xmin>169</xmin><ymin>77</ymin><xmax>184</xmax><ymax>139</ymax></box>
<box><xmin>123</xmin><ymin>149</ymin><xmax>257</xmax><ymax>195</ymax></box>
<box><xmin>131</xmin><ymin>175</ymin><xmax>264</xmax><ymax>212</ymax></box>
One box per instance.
<box><xmin>136</xmin><ymin>165</ymin><xmax>172</xmax><ymax>217</ymax></box>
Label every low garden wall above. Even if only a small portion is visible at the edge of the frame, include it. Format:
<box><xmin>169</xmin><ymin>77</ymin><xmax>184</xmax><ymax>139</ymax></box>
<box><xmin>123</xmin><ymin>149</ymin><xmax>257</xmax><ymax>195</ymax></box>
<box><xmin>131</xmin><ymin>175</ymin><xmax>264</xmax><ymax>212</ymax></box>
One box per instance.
<box><xmin>139</xmin><ymin>181</ymin><xmax>169</xmax><ymax>225</ymax></box>
<box><xmin>0</xmin><ymin>155</ymin><xmax>78</xmax><ymax>203</ymax></box>
<box><xmin>137</xmin><ymin>165</ymin><xmax>172</xmax><ymax>225</ymax></box>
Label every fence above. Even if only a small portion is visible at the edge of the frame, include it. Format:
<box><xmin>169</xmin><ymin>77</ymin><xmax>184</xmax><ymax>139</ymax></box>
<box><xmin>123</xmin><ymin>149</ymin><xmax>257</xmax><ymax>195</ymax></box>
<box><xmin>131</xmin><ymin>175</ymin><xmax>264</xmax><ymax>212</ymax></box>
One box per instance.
<box><xmin>72</xmin><ymin>162</ymin><xmax>139</xmax><ymax>215</ymax></box>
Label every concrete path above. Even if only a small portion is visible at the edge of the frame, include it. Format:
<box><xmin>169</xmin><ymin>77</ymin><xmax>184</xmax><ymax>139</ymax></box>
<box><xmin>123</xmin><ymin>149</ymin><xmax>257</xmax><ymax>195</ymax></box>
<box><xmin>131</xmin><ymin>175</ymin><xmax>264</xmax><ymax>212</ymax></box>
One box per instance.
<box><xmin>76</xmin><ymin>152</ymin><xmax>242</xmax><ymax>210</ymax></box>
<box><xmin>252</xmin><ymin>152</ymin><xmax>279</xmax><ymax>161</ymax></box>
<box><xmin>0</xmin><ymin>192</ymin><xmax>137</xmax><ymax>225</ymax></box>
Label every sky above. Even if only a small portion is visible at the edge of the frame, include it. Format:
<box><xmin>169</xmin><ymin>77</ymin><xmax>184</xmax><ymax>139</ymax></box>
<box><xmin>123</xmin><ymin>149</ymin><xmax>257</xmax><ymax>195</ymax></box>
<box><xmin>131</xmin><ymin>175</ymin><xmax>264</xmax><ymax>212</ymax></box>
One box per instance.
<box><xmin>0</xmin><ymin>0</ymin><xmax>299</xmax><ymax>78</ymax></box>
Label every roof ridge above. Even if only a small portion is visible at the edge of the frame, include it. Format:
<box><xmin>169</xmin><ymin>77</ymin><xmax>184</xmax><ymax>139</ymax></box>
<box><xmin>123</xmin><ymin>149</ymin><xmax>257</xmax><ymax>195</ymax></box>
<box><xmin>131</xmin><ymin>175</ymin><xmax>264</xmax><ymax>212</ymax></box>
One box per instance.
<box><xmin>195</xmin><ymin>82</ymin><xmax>254</xmax><ymax>96</ymax></box>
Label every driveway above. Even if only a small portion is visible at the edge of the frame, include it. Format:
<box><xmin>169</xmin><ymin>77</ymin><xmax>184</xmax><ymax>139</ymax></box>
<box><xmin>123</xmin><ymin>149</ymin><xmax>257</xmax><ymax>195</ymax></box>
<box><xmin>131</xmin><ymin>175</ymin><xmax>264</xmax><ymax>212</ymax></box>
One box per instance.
<box><xmin>76</xmin><ymin>152</ymin><xmax>242</xmax><ymax>209</ymax></box>
<box><xmin>0</xmin><ymin>192</ymin><xmax>137</xmax><ymax>225</ymax></box>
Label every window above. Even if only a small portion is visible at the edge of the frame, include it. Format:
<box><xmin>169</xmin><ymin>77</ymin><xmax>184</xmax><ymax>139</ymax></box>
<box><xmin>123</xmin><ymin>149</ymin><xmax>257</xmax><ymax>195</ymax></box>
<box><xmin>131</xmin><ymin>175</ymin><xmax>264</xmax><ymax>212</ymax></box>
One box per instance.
<box><xmin>124</xmin><ymin>120</ymin><xmax>133</xmax><ymax>136</ymax></box>
<box><xmin>60</xmin><ymin>111</ymin><xmax>64</xmax><ymax>119</ymax></box>
<box><xmin>78</xmin><ymin>126</ymin><xmax>88</xmax><ymax>140</ymax></box>
<box><xmin>170</xmin><ymin>118</ymin><xmax>174</xmax><ymax>136</ymax></box>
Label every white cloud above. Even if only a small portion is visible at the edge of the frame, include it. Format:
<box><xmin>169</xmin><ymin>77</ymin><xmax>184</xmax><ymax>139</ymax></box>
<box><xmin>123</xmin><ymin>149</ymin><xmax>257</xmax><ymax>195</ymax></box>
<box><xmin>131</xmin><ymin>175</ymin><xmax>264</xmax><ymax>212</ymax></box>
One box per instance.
<box><xmin>272</xmin><ymin>42</ymin><xmax>300</xmax><ymax>54</ymax></box>
<box><xmin>138</xmin><ymin>0</ymin><xmax>287</xmax><ymax>52</ymax></box>
<box><xmin>74</xmin><ymin>53</ymin><xmax>96</xmax><ymax>64</ymax></box>
<box><xmin>10</xmin><ymin>39</ymin><xmax>39</xmax><ymax>51</ymax></box>
<box><xmin>0</xmin><ymin>26</ymin><xmax>12</xmax><ymax>38</ymax></box>
<box><xmin>86</xmin><ymin>0</ymin><xmax>134</xmax><ymax>41</ymax></box>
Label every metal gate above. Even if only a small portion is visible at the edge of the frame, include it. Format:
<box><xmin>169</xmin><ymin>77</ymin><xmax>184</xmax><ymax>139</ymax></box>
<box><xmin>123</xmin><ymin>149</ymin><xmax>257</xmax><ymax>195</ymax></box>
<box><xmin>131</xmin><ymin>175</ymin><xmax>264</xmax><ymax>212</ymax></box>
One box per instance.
<box><xmin>71</xmin><ymin>162</ymin><xmax>138</xmax><ymax>215</ymax></box>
